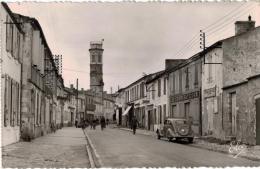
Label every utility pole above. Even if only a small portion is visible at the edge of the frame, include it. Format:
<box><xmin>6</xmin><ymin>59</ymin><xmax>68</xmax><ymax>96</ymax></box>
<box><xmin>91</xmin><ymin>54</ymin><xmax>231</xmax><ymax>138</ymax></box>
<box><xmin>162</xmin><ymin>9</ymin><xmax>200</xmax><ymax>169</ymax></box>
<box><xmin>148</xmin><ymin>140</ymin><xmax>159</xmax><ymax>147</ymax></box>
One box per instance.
<box><xmin>76</xmin><ymin>78</ymin><xmax>78</xmax><ymax>121</ymax></box>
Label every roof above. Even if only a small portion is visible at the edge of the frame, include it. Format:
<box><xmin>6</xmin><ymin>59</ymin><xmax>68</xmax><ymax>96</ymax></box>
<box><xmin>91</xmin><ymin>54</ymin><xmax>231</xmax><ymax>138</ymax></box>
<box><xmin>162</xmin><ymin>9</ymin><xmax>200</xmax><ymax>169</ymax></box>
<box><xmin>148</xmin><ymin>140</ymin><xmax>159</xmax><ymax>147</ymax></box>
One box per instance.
<box><xmin>123</xmin><ymin>70</ymin><xmax>163</xmax><ymax>90</ymax></box>
<box><xmin>146</xmin><ymin>70</ymin><xmax>167</xmax><ymax>84</ymax></box>
<box><xmin>1</xmin><ymin>2</ymin><xmax>24</xmax><ymax>34</ymax></box>
<box><xmin>223</xmin><ymin>73</ymin><xmax>260</xmax><ymax>90</ymax></box>
<box><xmin>13</xmin><ymin>13</ymin><xmax>59</xmax><ymax>77</ymax></box>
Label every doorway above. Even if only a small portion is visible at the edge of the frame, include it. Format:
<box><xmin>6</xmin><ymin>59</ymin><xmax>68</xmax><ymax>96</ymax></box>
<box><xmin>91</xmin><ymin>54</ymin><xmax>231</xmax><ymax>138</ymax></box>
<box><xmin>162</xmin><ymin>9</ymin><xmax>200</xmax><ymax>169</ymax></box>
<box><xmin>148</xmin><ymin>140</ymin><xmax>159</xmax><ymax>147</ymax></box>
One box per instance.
<box><xmin>231</xmin><ymin>92</ymin><xmax>237</xmax><ymax>135</ymax></box>
<box><xmin>256</xmin><ymin>98</ymin><xmax>260</xmax><ymax>145</ymax></box>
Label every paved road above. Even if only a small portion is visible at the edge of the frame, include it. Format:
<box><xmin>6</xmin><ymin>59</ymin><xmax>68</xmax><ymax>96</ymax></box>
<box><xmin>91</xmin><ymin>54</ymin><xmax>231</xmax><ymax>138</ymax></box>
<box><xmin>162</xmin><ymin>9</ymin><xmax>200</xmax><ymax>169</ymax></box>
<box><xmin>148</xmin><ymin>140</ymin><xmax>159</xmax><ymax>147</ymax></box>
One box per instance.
<box><xmin>86</xmin><ymin>127</ymin><xmax>260</xmax><ymax>167</ymax></box>
<box><xmin>2</xmin><ymin>127</ymin><xmax>90</xmax><ymax>168</ymax></box>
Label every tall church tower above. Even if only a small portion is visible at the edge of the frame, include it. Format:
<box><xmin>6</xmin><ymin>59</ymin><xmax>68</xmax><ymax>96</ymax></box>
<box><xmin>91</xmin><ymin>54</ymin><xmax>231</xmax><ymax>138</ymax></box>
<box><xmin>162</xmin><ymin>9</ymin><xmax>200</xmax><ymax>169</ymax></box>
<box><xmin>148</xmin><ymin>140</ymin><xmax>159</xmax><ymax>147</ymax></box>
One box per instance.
<box><xmin>89</xmin><ymin>41</ymin><xmax>104</xmax><ymax>94</ymax></box>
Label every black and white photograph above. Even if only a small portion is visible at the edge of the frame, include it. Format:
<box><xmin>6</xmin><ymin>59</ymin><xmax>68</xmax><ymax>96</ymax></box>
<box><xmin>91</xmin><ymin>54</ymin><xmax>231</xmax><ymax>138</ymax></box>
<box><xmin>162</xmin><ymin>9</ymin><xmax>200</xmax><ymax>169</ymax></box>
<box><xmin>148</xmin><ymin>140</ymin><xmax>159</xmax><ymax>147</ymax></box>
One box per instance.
<box><xmin>1</xmin><ymin>1</ymin><xmax>260</xmax><ymax>168</ymax></box>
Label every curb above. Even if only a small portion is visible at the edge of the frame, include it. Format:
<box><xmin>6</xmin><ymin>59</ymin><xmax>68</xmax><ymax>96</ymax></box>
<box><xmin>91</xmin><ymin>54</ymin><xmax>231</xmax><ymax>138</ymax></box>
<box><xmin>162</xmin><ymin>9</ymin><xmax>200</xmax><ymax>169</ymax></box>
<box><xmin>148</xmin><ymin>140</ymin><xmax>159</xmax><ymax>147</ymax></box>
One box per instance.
<box><xmin>117</xmin><ymin>127</ymin><xmax>260</xmax><ymax>162</ymax></box>
<box><xmin>117</xmin><ymin>127</ymin><xmax>157</xmax><ymax>137</ymax></box>
<box><xmin>83</xmin><ymin>129</ymin><xmax>103</xmax><ymax>168</ymax></box>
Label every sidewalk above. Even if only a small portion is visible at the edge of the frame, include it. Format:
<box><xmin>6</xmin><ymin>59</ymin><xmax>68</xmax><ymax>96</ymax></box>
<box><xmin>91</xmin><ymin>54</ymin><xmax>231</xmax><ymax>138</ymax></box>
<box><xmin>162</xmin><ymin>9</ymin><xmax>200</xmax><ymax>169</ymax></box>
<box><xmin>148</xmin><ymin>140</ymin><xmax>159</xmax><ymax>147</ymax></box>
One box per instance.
<box><xmin>2</xmin><ymin>127</ymin><xmax>90</xmax><ymax>168</ymax></box>
<box><xmin>117</xmin><ymin>126</ymin><xmax>260</xmax><ymax>161</ymax></box>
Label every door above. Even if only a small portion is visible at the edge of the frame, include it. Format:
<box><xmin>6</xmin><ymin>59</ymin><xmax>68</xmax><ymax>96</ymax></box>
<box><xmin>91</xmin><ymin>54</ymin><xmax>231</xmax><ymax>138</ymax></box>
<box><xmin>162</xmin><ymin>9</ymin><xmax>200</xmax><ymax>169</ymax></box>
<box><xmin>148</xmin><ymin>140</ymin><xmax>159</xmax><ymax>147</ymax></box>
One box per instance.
<box><xmin>119</xmin><ymin>108</ymin><xmax>122</xmax><ymax>125</ymax></box>
<box><xmin>256</xmin><ymin>98</ymin><xmax>260</xmax><ymax>145</ymax></box>
<box><xmin>184</xmin><ymin>102</ymin><xmax>190</xmax><ymax>119</ymax></box>
<box><xmin>231</xmin><ymin>93</ymin><xmax>237</xmax><ymax>135</ymax></box>
<box><xmin>148</xmin><ymin>110</ymin><xmax>151</xmax><ymax>130</ymax></box>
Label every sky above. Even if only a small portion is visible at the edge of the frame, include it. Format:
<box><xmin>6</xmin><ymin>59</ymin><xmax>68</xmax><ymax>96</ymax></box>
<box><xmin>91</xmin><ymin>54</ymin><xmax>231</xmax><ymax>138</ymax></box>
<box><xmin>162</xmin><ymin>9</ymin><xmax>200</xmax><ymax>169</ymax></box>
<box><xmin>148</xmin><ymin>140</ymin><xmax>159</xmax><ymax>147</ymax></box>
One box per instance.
<box><xmin>8</xmin><ymin>1</ymin><xmax>260</xmax><ymax>93</ymax></box>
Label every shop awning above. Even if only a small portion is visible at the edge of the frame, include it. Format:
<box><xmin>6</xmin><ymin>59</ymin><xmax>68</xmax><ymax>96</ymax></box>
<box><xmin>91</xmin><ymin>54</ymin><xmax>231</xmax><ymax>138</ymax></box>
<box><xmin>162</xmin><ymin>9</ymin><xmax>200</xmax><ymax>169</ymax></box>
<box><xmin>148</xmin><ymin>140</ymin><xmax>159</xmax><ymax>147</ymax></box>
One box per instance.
<box><xmin>122</xmin><ymin>106</ymin><xmax>132</xmax><ymax>116</ymax></box>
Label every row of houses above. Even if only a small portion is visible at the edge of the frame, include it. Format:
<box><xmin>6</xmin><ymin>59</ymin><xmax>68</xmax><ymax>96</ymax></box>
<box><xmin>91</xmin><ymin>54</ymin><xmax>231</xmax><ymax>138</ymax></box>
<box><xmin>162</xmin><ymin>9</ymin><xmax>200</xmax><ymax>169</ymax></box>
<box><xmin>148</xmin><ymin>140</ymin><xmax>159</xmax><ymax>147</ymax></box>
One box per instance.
<box><xmin>114</xmin><ymin>16</ymin><xmax>260</xmax><ymax>145</ymax></box>
<box><xmin>1</xmin><ymin>2</ymin><xmax>98</xmax><ymax>146</ymax></box>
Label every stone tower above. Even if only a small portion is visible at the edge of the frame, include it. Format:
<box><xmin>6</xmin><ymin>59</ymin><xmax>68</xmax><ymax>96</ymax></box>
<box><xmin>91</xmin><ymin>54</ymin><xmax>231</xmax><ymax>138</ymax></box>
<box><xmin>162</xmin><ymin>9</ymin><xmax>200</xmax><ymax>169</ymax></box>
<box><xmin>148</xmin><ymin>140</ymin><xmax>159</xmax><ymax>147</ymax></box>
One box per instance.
<box><xmin>89</xmin><ymin>41</ymin><xmax>104</xmax><ymax>94</ymax></box>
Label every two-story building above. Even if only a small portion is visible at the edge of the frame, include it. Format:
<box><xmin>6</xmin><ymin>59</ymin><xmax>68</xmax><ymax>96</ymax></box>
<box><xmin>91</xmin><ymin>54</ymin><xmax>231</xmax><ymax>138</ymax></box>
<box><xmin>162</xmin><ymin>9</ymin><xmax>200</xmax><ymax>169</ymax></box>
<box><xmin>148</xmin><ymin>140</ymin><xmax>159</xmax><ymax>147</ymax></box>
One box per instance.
<box><xmin>1</xmin><ymin>2</ymin><xmax>24</xmax><ymax>146</ymax></box>
<box><xmin>168</xmin><ymin>54</ymin><xmax>203</xmax><ymax>135</ymax></box>
<box><xmin>202</xmin><ymin>17</ymin><xmax>260</xmax><ymax>145</ymax></box>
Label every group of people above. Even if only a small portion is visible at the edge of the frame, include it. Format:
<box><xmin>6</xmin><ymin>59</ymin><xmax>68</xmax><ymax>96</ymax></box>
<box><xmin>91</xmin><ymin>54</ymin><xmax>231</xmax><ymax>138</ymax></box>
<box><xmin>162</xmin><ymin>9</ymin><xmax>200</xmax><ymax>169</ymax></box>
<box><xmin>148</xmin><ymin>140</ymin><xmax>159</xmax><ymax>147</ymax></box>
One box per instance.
<box><xmin>75</xmin><ymin>116</ymin><xmax>109</xmax><ymax>130</ymax></box>
<box><xmin>74</xmin><ymin>115</ymin><xmax>139</xmax><ymax>135</ymax></box>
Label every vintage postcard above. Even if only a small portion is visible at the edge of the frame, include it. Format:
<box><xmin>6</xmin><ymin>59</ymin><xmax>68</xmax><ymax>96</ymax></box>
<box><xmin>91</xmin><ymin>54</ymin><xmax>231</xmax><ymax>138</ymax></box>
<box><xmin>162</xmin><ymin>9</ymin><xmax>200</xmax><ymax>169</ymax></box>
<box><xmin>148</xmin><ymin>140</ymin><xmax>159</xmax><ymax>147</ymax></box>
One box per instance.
<box><xmin>1</xmin><ymin>1</ymin><xmax>260</xmax><ymax>168</ymax></box>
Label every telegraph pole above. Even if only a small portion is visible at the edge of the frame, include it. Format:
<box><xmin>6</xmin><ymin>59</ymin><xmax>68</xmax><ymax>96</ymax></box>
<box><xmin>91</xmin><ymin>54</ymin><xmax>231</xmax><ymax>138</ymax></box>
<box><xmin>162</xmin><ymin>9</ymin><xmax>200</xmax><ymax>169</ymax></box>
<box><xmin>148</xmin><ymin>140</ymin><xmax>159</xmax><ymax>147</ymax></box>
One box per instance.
<box><xmin>76</xmin><ymin>78</ymin><xmax>78</xmax><ymax>121</ymax></box>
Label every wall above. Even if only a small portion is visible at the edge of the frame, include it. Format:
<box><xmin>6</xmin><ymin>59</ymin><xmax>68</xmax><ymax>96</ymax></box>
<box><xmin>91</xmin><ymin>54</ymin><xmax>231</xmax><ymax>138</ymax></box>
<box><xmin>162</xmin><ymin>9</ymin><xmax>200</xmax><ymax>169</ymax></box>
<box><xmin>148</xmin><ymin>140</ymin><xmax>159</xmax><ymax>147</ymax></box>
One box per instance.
<box><xmin>223</xmin><ymin>27</ymin><xmax>260</xmax><ymax>88</ymax></box>
<box><xmin>168</xmin><ymin>57</ymin><xmax>202</xmax><ymax>135</ymax></box>
<box><xmin>222</xmin><ymin>76</ymin><xmax>260</xmax><ymax>145</ymax></box>
<box><xmin>201</xmin><ymin>47</ymin><xmax>224</xmax><ymax>137</ymax></box>
<box><xmin>1</xmin><ymin>4</ymin><xmax>22</xmax><ymax>146</ymax></box>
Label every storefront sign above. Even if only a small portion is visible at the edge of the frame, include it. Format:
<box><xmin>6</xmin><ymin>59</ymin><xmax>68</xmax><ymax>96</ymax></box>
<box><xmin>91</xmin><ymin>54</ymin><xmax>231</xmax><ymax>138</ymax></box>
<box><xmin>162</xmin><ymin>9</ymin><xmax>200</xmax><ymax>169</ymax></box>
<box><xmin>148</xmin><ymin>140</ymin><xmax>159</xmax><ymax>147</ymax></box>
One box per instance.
<box><xmin>170</xmin><ymin>91</ymin><xmax>200</xmax><ymax>103</ymax></box>
<box><xmin>204</xmin><ymin>86</ymin><xmax>216</xmax><ymax>98</ymax></box>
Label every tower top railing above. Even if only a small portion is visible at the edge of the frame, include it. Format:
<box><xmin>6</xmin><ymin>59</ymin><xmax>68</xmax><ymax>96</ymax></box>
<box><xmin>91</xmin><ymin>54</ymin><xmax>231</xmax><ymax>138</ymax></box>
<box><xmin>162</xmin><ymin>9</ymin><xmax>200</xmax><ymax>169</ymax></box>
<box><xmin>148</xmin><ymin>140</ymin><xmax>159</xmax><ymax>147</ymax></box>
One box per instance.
<box><xmin>90</xmin><ymin>40</ymin><xmax>104</xmax><ymax>49</ymax></box>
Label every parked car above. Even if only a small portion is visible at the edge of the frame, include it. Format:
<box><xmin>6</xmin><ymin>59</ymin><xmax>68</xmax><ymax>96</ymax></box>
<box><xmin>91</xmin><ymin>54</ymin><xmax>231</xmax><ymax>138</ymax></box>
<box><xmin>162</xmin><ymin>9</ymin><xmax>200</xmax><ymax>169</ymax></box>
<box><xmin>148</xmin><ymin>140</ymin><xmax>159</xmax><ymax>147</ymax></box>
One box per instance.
<box><xmin>156</xmin><ymin>118</ymin><xmax>194</xmax><ymax>143</ymax></box>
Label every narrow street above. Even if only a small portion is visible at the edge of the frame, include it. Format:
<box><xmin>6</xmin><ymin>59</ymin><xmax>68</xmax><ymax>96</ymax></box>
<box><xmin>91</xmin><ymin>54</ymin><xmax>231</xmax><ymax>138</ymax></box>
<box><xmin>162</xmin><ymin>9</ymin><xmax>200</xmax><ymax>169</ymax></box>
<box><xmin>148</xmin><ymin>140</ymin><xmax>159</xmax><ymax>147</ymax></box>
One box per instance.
<box><xmin>2</xmin><ymin>127</ymin><xmax>90</xmax><ymax>168</ymax></box>
<box><xmin>86</xmin><ymin>127</ymin><xmax>260</xmax><ymax>168</ymax></box>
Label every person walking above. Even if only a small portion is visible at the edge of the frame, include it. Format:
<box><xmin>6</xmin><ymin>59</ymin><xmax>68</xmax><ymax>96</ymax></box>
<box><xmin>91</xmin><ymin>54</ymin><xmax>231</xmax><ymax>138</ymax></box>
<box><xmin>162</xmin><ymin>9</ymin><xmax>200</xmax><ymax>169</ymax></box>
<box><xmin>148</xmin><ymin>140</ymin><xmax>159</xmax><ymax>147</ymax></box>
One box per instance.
<box><xmin>93</xmin><ymin>118</ymin><xmax>96</xmax><ymax>130</ymax></box>
<box><xmin>101</xmin><ymin>116</ymin><xmax>106</xmax><ymax>130</ymax></box>
<box><xmin>75</xmin><ymin>118</ymin><xmax>79</xmax><ymax>128</ymax></box>
<box><xmin>132</xmin><ymin>116</ymin><xmax>138</xmax><ymax>135</ymax></box>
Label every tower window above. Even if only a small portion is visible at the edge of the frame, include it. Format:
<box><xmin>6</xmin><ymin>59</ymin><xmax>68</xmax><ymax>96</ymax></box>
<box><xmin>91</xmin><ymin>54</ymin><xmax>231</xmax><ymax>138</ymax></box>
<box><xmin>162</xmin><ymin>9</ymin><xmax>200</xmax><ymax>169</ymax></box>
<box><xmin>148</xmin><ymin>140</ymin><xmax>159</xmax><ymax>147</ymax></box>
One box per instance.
<box><xmin>92</xmin><ymin>55</ymin><xmax>95</xmax><ymax>62</ymax></box>
<box><xmin>98</xmin><ymin>55</ymin><xmax>101</xmax><ymax>63</ymax></box>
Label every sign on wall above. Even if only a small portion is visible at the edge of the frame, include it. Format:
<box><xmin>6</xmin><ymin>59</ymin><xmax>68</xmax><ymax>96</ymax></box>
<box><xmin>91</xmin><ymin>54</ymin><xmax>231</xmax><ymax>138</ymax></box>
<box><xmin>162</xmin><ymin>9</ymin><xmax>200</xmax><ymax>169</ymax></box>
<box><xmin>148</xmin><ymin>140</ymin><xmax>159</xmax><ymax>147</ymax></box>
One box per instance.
<box><xmin>170</xmin><ymin>91</ymin><xmax>200</xmax><ymax>103</ymax></box>
<box><xmin>204</xmin><ymin>86</ymin><xmax>216</xmax><ymax>98</ymax></box>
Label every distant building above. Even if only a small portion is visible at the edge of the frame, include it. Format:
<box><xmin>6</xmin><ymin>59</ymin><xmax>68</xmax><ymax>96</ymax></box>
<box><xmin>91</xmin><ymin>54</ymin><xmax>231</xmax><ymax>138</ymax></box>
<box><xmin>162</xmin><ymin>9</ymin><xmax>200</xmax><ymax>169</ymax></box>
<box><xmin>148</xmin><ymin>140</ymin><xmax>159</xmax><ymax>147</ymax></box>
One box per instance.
<box><xmin>89</xmin><ymin>41</ymin><xmax>104</xmax><ymax>117</ymax></box>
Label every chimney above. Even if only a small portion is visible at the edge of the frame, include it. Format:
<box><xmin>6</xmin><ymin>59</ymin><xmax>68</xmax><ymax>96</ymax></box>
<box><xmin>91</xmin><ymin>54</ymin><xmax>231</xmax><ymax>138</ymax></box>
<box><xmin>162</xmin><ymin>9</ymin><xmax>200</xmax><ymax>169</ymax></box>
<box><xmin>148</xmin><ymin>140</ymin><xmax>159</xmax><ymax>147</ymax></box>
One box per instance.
<box><xmin>165</xmin><ymin>59</ymin><xmax>186</xmax><ymax>70</ymax></box>
<box><xmin>235</xmin><ymin>15</ymin><xmax>255</xmax><ymax>35</ymax></box>
<box><xmin>70</xmin><ymin>84</ymin><xmax>74</xmax><ymax>89</ymax></box>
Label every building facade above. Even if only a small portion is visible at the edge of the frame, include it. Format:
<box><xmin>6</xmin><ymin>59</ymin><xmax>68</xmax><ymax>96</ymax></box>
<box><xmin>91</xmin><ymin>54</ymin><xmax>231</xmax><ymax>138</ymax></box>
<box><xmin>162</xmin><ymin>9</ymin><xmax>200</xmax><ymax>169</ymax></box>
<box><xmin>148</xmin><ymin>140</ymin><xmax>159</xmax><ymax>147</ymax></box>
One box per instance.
<box><xmin>1</xmin><ymin>2</ymin><xmax>23</xmax><ymax>146</ymax></box>
<box><xmin>168</xmin><ymin>55</ymin><xmax>202</xmax><ymax>135</ymax></box>
<box><xmin>201</xmin><ymin>17</ymin><xmax>260</xmax><ymax>144</ymax></box>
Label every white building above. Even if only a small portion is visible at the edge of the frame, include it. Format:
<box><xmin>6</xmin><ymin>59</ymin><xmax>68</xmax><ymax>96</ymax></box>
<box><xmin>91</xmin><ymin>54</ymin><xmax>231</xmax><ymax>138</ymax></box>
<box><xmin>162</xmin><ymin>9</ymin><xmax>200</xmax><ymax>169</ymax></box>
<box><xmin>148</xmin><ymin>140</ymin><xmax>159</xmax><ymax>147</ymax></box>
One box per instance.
<box><xmin>1</xmin><ymin>2</ymin><xmax>23</xmax><ymax>146</ymax></box>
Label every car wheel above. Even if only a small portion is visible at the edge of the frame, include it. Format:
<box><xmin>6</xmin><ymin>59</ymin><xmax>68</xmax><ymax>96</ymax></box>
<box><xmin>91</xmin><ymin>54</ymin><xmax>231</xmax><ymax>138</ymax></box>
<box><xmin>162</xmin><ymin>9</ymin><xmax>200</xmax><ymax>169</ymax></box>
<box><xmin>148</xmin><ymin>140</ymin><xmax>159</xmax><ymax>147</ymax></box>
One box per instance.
<box><xmin>188</xmin><ymin>138</ymin><xmax>194</xmax><ymax>143</ymax></box>
<box><xmin>168</xmin><ymin>137</ymin><xmax>173</xmax><ymax>142</ymax></box>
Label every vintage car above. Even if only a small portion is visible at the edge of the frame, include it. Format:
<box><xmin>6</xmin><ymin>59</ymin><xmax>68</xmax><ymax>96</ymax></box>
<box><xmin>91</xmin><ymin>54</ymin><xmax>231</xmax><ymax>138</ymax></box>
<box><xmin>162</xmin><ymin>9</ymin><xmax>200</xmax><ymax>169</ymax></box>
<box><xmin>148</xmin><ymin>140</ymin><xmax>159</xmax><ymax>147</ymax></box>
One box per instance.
<box><xmin>156</xmin><ymin>118</ymin><xmax>194</xmax><ymax>143</ymax></box>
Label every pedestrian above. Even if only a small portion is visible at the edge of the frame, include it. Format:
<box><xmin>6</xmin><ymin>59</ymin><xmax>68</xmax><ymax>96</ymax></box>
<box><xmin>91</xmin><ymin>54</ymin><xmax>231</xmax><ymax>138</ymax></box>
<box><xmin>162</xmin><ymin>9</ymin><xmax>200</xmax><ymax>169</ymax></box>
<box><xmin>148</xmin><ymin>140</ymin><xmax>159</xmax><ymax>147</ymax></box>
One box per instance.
<box><xmin>101</xmin><ymin>116</ymin><xmax>106</xmax><ymax>130</ymax></box>
<box><xmin>90</xmin><ymin>119</ymin><xmax>93</xmax><ymax>129</ymax></box>
<box><xmin>93</xmin><ymin>118</ymin><xmax>96</xmax><ymax>130</ymax></box>
<box><xmin>106</xmin><ymin>119</ymin><xmax>109</xmax><ymax>126</ymax></box>
<box><xmin>132</xmin><ymin>116</ymin><xmax>138</xmax><ymax>135</ymax></box>
<box><xmin>75</xmin><ymin>118</ymin><xmax>78</xmax><ymax>128</ymax></box>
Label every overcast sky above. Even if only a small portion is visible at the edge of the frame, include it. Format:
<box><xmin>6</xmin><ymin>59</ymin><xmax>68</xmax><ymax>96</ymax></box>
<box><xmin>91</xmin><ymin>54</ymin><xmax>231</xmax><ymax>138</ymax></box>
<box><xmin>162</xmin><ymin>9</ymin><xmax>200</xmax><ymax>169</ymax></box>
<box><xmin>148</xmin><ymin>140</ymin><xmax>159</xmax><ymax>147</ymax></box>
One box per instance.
<box><xmin>8</xmin><ymin>2</ymin><xmax>260</xmax><ymax>93</ymax></box>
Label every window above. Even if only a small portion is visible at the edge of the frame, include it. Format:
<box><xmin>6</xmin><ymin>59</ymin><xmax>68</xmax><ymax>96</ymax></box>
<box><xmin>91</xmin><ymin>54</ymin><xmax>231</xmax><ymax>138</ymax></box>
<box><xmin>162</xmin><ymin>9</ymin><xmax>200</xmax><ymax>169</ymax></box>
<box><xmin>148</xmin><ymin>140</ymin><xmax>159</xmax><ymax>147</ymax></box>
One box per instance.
<box><xmin>179</xmin><ymin>70</ymin><xmax>182</xmax><ymax>93</ymax></box>
<box><xmin>158</xmin><ymin>79</ymin><xmax>161</xmax><ymax>97</ymax></box>
<box><xmin>172</xmin><ymin>73</ymin><xmax>175</xmax><ymax>94</ymax></box>
<box><xmin>163</xmin><ymin>77</ymin><xmax>166</xmax><ymax>95</ymax></box>
<box><xmin>4</xmin><ymin>75</ymin><xmax>8</xmax><ymax>127</ymax></box>
<box><xmin>171</xmin><ymin>105</ymin><xmax>176</xmax><ymax>118</ymax></box>
<box><xmin>152</xmin><ymin>84</ymin><xmax>155</xmax><ymax>99</ymax></box>
<box><xmin>163</xmin><ymin>104</ymin><xmax>166</xmax><ymax>121</ymax></box>
<box><xmin>158</xmin><ymin>106</ymin><xmax>162</xmax><ymax>124</ymax></box>
<box><xmin>92</xmin><ymin>55</ymin><xmax>95</xmax><ymax>62</ymax></box>
<box><xmin>3</xmin><ymin>76</ymin><xmax>20</xmax><ymax>127</ymax></box>
<box><xmin>185</xmin><ymin>67</ymin><xmax>189</xmax><ymax>90</ymax></box>
<box><xmin>98</xmin><ymin>55</ymin><xmax>102</xmax><ymax>63</ymax></box>
<box><xmin>194</xmin><ymin>63</ymin><xmax>199</xmax><ymax>87</ymax></box>
<box><xmin>184</xmin><ymin>102</ymin><xmax>190</xmax><ymax>118</ymax></box>
<box><xmin>208</xmin><ymin>55</ymin><xmax>213</xmax><ymax>83</ymax></box>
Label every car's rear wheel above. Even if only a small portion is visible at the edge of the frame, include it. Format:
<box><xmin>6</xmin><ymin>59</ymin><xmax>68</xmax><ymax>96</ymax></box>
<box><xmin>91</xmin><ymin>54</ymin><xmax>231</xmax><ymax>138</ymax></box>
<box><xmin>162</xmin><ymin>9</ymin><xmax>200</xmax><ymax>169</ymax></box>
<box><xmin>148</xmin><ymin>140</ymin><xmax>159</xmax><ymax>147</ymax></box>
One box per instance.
<box><xmin>188</xmin><ymin>138</ymin><xmax>194</xmax><ymax>143</ymax></box>
<box><xmin>168</xmin><ymin>137</ymin><xmax>173</xmax><ymax>142</ymax></box>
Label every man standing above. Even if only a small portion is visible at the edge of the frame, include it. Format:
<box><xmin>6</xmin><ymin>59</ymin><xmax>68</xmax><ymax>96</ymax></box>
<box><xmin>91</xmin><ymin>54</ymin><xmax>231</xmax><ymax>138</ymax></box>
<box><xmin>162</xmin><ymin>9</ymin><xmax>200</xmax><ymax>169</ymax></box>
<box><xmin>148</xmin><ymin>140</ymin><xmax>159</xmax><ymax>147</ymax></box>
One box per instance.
<box><xmin>132</xmin><ymin>116</ymin><xmax>138</xmax><ymax>135</ymax></box>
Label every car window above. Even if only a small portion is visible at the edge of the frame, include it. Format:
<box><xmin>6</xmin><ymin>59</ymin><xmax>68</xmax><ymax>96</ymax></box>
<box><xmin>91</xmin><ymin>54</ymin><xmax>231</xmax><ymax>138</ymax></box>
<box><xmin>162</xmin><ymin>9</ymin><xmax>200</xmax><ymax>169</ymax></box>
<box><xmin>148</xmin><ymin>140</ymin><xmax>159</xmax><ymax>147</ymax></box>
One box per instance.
<box><xmin>175</xmin><ymin>120</ymin><xmax>186</xmax><ymax>124</ymax></box>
